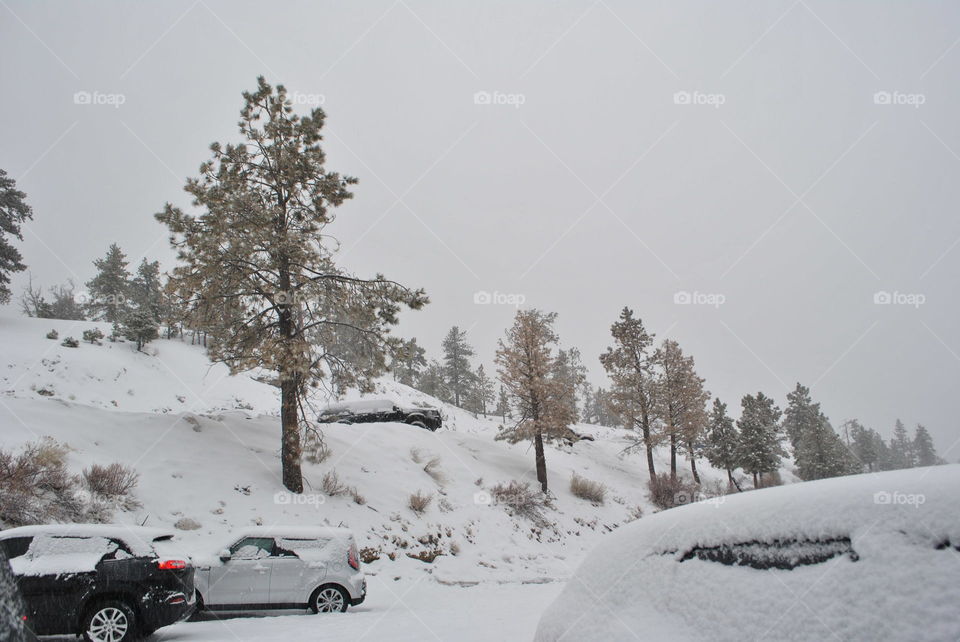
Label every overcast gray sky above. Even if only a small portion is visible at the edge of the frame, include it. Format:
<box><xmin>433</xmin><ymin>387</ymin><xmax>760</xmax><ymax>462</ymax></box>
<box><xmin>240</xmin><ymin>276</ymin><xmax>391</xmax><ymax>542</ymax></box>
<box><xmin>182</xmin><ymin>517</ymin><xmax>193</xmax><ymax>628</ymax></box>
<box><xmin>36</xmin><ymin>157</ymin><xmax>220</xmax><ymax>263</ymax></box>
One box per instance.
<box><xmin>2</xmin><ymin>0</ymin><xmax>958</xmax><ymax>457</ymax></box>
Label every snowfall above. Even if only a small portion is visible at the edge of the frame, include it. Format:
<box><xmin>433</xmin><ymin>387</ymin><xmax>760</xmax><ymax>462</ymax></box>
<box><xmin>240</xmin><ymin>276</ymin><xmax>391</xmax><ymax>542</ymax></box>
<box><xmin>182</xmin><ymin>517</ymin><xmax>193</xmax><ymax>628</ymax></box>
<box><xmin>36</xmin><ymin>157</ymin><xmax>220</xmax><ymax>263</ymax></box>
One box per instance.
<box><xmin>2</xmin><ymin>314</ymin><xmax>958</xmax><ymax>641</ymax></box>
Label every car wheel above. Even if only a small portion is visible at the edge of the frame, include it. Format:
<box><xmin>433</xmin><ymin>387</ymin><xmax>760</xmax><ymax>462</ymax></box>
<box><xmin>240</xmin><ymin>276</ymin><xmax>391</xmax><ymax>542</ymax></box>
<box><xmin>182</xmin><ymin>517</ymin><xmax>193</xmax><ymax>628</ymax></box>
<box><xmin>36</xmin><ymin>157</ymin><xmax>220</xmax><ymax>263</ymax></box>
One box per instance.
<box><xmin>310</xmin><ymin>585</ymin><xmax>349</xmax><ymax>613</ymax></box>
<box><xmin>83</xmin><ymin>600</ymin><xmax>137</xmax><ymax>642</ymax></box>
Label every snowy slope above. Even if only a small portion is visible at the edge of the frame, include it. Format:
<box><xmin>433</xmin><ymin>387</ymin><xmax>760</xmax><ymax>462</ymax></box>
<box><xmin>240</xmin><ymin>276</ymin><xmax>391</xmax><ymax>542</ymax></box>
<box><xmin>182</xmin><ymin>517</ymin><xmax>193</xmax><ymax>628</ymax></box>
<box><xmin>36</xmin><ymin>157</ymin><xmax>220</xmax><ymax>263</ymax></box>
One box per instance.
<box><xmin>0</xmin><ymin>313</ymin><xmax>733</xmax><ymax>587</ymax></box>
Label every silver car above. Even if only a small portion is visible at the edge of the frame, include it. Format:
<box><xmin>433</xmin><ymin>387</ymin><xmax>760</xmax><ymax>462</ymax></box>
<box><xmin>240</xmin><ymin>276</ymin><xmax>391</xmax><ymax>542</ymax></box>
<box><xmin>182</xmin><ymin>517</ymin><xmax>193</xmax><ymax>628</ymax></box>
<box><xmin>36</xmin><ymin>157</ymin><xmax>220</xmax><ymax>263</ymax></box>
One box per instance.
<box><xmin>193</xmin><ymin>527</ymin><xmax>366</xmax><ymax>614</ymax></box>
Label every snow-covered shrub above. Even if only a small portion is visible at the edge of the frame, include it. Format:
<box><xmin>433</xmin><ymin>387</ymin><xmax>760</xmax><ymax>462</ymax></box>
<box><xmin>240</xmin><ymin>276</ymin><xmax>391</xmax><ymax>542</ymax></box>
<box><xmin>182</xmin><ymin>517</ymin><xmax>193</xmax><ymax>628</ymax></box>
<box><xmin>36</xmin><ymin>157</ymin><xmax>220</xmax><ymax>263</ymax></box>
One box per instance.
<box><xmin>82</xmin><ymin>328</ymin><xmax>104</xmax><ymax>344</ymax></box>
<box><xmin>82</xmin><ymin>462</ymin><xmax>139</xmax><ymax>499</ymax></box>
<box><xmin>0</xmin><ymin>439</ymin><xmax>85</xmax><ymax>527</ymax></box>
<box><xmin>321</xmin><ymin>470</ymin><xmax>348</xmax><ymax>496</ymax></box>
<box><xmin>408</xmin><ymin>490</ymin><xmax>432</xmax><ymax>515</ymax></box>
<box><xmin>350</xmin><ymin>487</ymin><xmax>366</xmax><ymax>505</ymax></box>
<box><xmin>570</xmin><ymin>472</ymin><xmax>606</xmax><ymax>504</ymax></box>
<box><xmin>60</xmin><ymin>336</ymin><xmax>79</xmax><ymax>348</ymax></box>
<box><xmin>647</xmin><ymin>473</ymin><xmax>698</xmax><ymax>510</ymax></box>
<box><xmin>423</xmin><ymin>456</ymin><xmax>446</xmax><ymax>485</ymax></box>
<box><xmin>491</xmin><ymin>480</ymin><xmax>548</xmax><ymax>524</ymax></box>
<box><xmin>45</xmin><ymin>329</ymin><xmax>58</xmax><ymax>340</ymax></box>
<box><xmin>175</xmin><ymin>517</ymin><xmax>201</xmax><ymax>530</ymax></box>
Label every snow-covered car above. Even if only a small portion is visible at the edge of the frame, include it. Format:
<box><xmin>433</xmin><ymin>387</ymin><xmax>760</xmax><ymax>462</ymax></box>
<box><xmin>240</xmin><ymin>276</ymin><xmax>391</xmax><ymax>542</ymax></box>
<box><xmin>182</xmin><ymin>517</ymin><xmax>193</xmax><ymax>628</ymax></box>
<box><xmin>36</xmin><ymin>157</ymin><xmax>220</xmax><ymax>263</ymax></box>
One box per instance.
<box><xmin>0</xmin><ymin>524</ymin><xmax>195</xmax><ymax>642</ymax></box>
<box><xmin>319</xmin><ymin>399</ymin><xmax>442</xmax><ymax>431</ymax></box>
<box><xmin>535</xmin><ymin>465</ymin><xmax>960</xmax><ymax>642</ymax></box>
<box><xmin>193</xmin><ymin>527</ymin><xmax>366</xmax><ymax>614</ymax></box>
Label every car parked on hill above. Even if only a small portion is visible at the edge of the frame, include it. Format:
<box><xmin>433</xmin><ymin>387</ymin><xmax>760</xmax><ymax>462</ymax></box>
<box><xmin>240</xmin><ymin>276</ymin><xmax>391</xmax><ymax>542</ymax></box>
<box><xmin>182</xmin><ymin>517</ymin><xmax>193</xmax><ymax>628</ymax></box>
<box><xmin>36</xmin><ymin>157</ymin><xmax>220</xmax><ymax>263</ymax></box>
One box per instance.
<box><xmin>193</xmin><ymin>527</ymin><xmax>366</xmax><ymax>614</ymax></box>
<box><xmin>319</xmin><ymin>398</ymin><xmax>442</xmax><ymax>431</ymax></box>
<box><xmin>0</xmin><ymin>524</ymin><xmax>195</xmax><ymax>642</ymax></box>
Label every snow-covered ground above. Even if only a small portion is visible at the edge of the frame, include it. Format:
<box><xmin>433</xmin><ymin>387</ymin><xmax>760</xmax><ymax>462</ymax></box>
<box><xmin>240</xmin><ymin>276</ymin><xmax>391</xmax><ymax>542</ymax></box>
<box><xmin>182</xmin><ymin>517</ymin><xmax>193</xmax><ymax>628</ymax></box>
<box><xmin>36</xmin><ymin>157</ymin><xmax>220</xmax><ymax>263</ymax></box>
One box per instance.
<box><xmin>0</xmin><ymin>313</ymin><xmax>736</xmax><ymax>639</ymax></box>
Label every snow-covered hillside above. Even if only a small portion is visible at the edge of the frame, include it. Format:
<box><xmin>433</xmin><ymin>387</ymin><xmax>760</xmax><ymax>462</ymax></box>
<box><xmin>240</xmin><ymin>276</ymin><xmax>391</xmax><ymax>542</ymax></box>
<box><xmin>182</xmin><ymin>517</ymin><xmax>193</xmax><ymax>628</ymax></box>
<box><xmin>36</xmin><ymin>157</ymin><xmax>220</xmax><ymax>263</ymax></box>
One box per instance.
<box><xmin>0</xmin><ymin>314</ymin><xmax>733</xmax><ymax>588</ymax></box>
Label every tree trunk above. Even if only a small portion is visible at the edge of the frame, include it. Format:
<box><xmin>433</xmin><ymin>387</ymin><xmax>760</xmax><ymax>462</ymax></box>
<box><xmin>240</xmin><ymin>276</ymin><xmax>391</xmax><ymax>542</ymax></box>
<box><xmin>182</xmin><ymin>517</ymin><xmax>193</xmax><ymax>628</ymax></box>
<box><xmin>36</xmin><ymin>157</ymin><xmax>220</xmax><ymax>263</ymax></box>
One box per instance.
<box><xmin>689</xmin><ymin>448</ymin><xmax>701</xmax><ymax>485</ymax></box>
<box><xmin>670</xmin><ymin>432</ymin><xmax>677</xmax><ymax>480</ymax></box>
<box><xmin>534</xmin><ymin>429</ymin><xmax>548</xmax><ymax>493</ymax></box>
<box><xmin>752</xmin><ymin>472</ymin><xmax>759</xmax><ymax>488</ymax></box>
<box><xmin>726</xmin><ymin>468</ymin><xmax>733</xmax><ymax>484</ymax></box>
<box><xmin>280</xmin><ymin>372</ymin><xmax>303</xmax><ymax>493</ymax></box>
<box><xmin>640</xmin><ymin>415</ymin><xmax>657</xmax><ymax>483</ymax></box>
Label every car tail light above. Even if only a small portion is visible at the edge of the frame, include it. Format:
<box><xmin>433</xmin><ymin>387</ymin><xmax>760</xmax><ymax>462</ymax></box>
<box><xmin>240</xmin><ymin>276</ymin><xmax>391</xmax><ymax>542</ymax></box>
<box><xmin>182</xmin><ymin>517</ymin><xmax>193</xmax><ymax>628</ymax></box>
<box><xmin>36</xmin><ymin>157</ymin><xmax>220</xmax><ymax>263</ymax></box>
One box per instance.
<box><xmin>157</xmin><ymin>559</ymin><xmax>187</xmax><ymax>570</ymax></box>
<box><xmin>165</xmin><ymin>593</ymin><xmax>187</xmax><ymax>605</ymax></box>
<box><xmin>348</xmin><ymin>543</ymin><xmax>359</xmax><ymax>570</ymax></box>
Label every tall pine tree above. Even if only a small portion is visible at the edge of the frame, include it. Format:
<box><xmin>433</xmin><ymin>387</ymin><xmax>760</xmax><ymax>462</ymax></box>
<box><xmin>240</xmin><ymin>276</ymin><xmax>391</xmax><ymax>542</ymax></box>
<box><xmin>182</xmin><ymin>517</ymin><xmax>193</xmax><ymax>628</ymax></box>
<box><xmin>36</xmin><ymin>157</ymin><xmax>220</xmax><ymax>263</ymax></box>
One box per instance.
<box><xmin>156</xmin><ymin>77</ymin><xmax>426</xmax><ymax>492</ymax></box>
<box><xmin>705</xmin><ymin>398</ymin><xmax>740</xmax><ymax>486</ymax></box>
<box><xmin>441</xmin><ymin>326</ymin><xmax>476</xmax><ymax>408</ymax></box>
<box><xmin>736</xmin><ymin>392</ymin><xmax>784</xmax><ymax>488</ymax></box>
<box><xmin>85</xmin><ymin>243</ymin><xmax>132</xmax><ymax>322</ymax></box>
<box><xmin>0</xmin><ymin>168</ymin><xmax>33</xmax><ymax>304</ymax></box>
<box><xmin>913</xmin><ymin>424</ymin><xmax>938</xmax><ymax>467</ymax></box>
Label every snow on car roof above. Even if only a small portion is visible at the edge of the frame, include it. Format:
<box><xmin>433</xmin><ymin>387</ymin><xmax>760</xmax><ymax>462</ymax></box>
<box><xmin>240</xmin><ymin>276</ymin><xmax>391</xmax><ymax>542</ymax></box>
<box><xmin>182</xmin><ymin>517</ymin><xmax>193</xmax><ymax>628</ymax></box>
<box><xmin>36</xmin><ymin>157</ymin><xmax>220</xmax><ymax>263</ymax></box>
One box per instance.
<box><xmin>535</xmin><ymin>465</ymin><xmax>960</xmax><ymax>642</ymax></box>
<box><xmin>0</xmin><ymin>524</ymin><xmax>174</xmax><ymax>542</ymax></box>
<box><xmin>0</xmin><ymin>524</ymin><xmax>175</xmax><ymax>558</ymax></box>
<box><xmin>321</xmin><ymin>399</ymin><xmax>398</xmax><ymax>414</ymax></box>
<box><xmin>231</xmin><ymin>526</ymin><xmax>354</xmax><ymax>541</ymax></box>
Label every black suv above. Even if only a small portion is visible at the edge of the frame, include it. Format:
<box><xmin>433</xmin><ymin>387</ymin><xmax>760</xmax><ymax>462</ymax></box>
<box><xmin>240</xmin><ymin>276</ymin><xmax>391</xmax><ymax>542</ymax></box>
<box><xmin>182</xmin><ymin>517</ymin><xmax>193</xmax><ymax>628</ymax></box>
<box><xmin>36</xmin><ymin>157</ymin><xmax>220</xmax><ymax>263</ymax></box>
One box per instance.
<box><xmin>0</xmin><ymin>524</ymin><xmax>195</xmax><ymax>641</ymax></box>
<box><xmin>319</xmin><ymin>399</ymin><xmax>443</xmax><ymax>431</ymax></box>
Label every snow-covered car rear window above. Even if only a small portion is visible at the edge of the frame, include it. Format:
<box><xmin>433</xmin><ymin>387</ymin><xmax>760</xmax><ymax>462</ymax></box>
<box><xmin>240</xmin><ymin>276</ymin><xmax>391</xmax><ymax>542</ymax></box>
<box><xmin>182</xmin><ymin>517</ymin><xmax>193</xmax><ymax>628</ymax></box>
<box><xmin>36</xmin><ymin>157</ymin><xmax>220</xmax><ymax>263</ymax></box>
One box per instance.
<box><xmin>678</xmin><ymin>537</ymin><xmax>857</xmax><ymax>570</ymax></box>
<box><xmin>276</xmin><ymin>538</ymin><xmax>340</xmax><ymax>565</ymax></box>
<box><xmin>10</xmin><ymin>535</ymin><xmax>125</xmax><ymax>576</ymax></box>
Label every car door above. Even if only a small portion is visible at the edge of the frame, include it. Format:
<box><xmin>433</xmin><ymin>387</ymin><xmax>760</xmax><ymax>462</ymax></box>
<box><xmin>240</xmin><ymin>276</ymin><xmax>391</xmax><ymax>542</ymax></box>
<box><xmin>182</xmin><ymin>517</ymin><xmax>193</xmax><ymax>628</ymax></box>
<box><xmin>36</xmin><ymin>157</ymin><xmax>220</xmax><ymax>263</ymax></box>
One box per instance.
<box><xmin>204</xmin><ymin>537</ymin><xmax>274</xmax><ymax>608</ymax></box>
<box><xmin>268</xmin><ymin>538</ymin><xmax>324</xmax><ymax>605</ymax></box>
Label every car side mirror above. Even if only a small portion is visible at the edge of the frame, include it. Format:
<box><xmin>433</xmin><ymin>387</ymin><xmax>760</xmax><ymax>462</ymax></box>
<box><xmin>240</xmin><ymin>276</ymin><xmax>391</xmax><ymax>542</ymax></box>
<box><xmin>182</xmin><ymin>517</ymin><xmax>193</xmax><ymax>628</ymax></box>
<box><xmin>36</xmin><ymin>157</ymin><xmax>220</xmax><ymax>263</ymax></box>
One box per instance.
<box><xmin>219</xmin><ymin>549</ymin><xmax>232</xmax><ymax>562</ymax></box>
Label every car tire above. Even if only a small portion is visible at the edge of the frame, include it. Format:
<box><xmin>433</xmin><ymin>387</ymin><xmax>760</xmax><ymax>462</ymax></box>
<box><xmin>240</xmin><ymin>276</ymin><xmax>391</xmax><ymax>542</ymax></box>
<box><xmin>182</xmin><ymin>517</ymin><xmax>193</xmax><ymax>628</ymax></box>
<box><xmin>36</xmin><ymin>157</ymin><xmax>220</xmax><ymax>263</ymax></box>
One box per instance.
<box><xmin>405</xmin><ymin>416</ymin><xmax>428</xmax><ymax>429</ymax></box>
<box><xmin>83</xmin><ymin>600</ymin><xmax>138</xmax><ymax>642</ymax></box>
<box><xmin>309</xmin><ymin>584</ymin><xmax>349</xmax><ymax>613</ymax></box>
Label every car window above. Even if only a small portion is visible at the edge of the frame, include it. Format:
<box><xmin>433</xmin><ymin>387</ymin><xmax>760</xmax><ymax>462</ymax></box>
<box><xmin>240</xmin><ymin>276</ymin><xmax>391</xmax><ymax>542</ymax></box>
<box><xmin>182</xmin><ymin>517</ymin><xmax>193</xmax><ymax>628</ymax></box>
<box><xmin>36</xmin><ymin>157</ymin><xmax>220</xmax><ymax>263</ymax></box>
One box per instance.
<box><xmin>30</xmin><ymin>535</ymin><xmax>119</xmax><ymax>559</ymax></box>
<box><xmin>679</xmin><ymin>537</ymin><xmax>857</xmax><ymax>570</ymax></box>
<box><xmin>0</xmin><ymin>537</ymin><xmax>32</xmax><ymax>560</ymax></box>
<box><xmin>273</xmin><ymin>537</ymin><xmax>330</xmax><ymax>558</ymax></box>
<box><xmin>230</xmin><ymin>537</ymin><xmax>274</xmax><ymax>559</ymax></box>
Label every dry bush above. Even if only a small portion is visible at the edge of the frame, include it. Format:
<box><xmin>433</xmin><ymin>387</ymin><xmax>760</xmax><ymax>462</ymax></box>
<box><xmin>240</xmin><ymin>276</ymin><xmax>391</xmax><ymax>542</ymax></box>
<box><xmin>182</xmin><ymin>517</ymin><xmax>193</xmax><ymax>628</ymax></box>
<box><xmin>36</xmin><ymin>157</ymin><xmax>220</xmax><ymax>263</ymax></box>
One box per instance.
<box><xmin>626</xmin><ymin>505</ymin><xmax>644</xmax><ymax>522</ymax></box>
<box><xmin>409</xmin><ymin>447</ymin><xmax>424</xmax><ymax>464</ymax></box>
<box><xmin>350</xmin><ymin>487</ymin><xmax>366</xmax><ymax>505</ymax></box>
<box><xmin>423</xmin><ymin>456</ymin><xmax>446</xmax><ymax>485</ymax></box>
<box><xmin>408</xmin><ymin>490</ymin><xmax>432</xmax><ymax>515</ymax></box>
<box><xmin>757</xmin><ymin>471</ymin><xmax>783</xmax><ymax>488</ymax></box>
<box><xmin>0</xmin><ymin>439</ymin><xmax>85</xmax><ymax>526</ymax></box>
<box><xmin>491</xmin><ymin>480</ymin><xmax>548</xmax><ymax>524</ymax></box>
<box><xmin>321</xmin><ymin>470</ymin><xmax>348</xmax><ymax>496</ymax></box>
<box><xmin>647</xmin><ymin>473</ymin><xmax>700</xmax><ymax>511</ymax></box>
<box><xmin>174</xmin><ymin>517</ymin><xmax>201</xmax><ymax>530</ymax></box>
<box><xmin>570</xmin><ymin>472</ymin><xmax>606</xmax><ymax>504</ymax></box>
<box><xmin>82</xmin><ymin>463</ymin><xmax>139</xmax><ymax>498</ymax></box>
